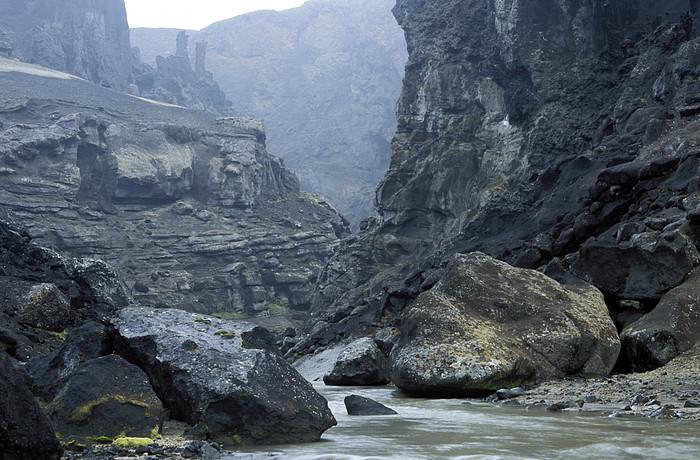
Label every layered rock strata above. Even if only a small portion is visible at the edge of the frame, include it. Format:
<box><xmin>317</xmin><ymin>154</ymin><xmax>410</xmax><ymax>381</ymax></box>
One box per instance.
<box><xmin>0</xmin><ymin>57</ymin><xmax>349</xmax><ymax>320</ymax></box>
<box><xmin>296</xmin><ymin>1</ymin><xmax>700</xmax><ymax>378</ymax></box>
<box><xmin>131</xmin><ymin>0</ymin><xmax>407</xmax><ymax>228</ymax></box>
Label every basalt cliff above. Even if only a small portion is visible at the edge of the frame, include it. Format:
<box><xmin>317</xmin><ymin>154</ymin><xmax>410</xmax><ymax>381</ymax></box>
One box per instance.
<box><xmin>0</xmin><ymin>58</ymin><xmax>348</xmax><ymax>326</ymax></box>
<box><xmin>131</xmin><ymin>0</ymin><xmax>407</xmax><ymax>229</ymax></box>
<box><xmin>295</xmin><ymin>0</ymin><xmax>700</xmax><ymax>392</ymax></box>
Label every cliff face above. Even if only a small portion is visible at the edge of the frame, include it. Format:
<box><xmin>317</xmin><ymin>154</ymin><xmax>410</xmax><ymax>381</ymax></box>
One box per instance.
<box><xmin>0</xmin><ymin>0</ymin><xmax>133</xmax><ymax>89</ymax></box>
<box><xmin>131</xmin><ymin>0</ymin><xmax>407</xmax><ymax>229</ymax></box>
<box><xmin>298</xmin><ymin>1</ymin><xmax>700</xmax><ymax>370</ymax></box>
<box><xmin>0</xmin><ymin>58</ymin><xmax>348</xmax><ymax>325</ymax></box>
<box><xmin>0</xmin><ymin>0</ymin><xmax>233</xmax><ymax>115</ymax></box>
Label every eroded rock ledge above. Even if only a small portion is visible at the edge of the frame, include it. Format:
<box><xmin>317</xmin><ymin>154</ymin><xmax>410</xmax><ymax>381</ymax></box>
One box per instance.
<box><xmin>0</xmin><ymin>57</ymin><xmax>349</xmax><ymax>322</ymax></box>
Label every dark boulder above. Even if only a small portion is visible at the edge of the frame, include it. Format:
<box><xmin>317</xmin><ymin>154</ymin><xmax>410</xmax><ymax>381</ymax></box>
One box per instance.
<box><xmin>571</xmin><ymin>231</ymin><xmax>700</xmax><ymax>300</ymax></box>
<box><xmin>344</xmin><ymin>395</ymin><xmax>398</xmax><ymax>416</ymax></box>
<box><xmin>18</xmin><ymin>283</ymin><xmax>73</xmax><ymax>332</ymax></box>
<box><xmin>324</xmin><ymin>337</ymin><xmax>391</xmax><ymax>386</ymax></box>
<box><xmin>111</xmin><ymin>307</ymin><xmax>336</xmax><ymax>447</ymax></box>
<box><xmin>48</xmin><ymin>354</ymin><xmax>165</xmax><ymax>442</ymax></box>
<box><xmin>27</xmin><ymin>321</ymin><xmax>111</xmax><ymax>401</ymax></box>
<box><xmin>391</xmin><ymin>253</ymin><xmax>620</xmax><ymax>396</ymax></box>
<box><xmin>618</xmin><ymin>269</ymin><xmax>700</xmax><ymax>372</ymax></box>
<box><xmin>0</xmin><ymin>348</ymin><xmax>63</xmax><ymax>460</ymax></box>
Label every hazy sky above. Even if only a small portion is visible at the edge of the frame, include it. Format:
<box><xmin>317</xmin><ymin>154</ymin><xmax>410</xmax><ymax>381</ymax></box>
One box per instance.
<box><xmin>124</xmin><ymin>0</ymin><xmax>308</xmax><ymax>30</ymax></box>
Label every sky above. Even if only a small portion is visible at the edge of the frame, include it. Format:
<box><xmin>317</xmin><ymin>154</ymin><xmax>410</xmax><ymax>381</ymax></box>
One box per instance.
<box><xmin>124</xmin><ymin>0</ymin><xmax>308</xmax><ymax>30</ymax></box>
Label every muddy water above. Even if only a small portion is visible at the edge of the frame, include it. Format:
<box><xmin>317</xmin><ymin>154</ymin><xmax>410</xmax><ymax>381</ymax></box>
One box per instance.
<box><xmin>224</xmin><ymin>385</ymin><xmax>700</xmax><ymax>460</ymax></box>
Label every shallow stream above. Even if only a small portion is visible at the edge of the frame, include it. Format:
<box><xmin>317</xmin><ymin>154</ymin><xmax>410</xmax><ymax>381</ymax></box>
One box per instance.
<box><xmin>224</xmin><ymin>385</ymin><xmax>700</xmax><ymax>460</ymax></box>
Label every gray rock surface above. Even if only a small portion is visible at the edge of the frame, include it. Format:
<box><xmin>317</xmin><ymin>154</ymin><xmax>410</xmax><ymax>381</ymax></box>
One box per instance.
<box><xmin>131</xmin><ymin>0</ymin><xmax>407</xmax><ymax>229</ymax></box>
<box><xmin>27</xmin><ymin>321</ymin><xmax>111</xmax><ymax>402</ymax></box>
<box><xmin>294</xmin><ymin>0</ymin><xmax>700</xmax><ymax>379</ymax></box>
<box><xmin>618</xmin><ymin>268</ymin><xmax>700</xmax><ymax>372</ymax></box>
<box><xmin>48</xmin><ymin>354</ymin><xmax>165</xmax><ymax>442</ymax></box>
<box><xmin>0</xmin><ymin>208</ymin><xmax>126</xmax><ymax>363</ymax></box>
<box><xmin>0</xmin><ymin>0</ymin><xmax>232</xmax><ymax>115</ymax></box>
<box><xmin>0</xmin><ymin>57</ymin><xmax>349</xmax><ymax>322</ymax></box>
<box><xmin>111</xmin><ymin>307</ymin><xmax>336</xmax><ymax>447</ymax></box>
<box><xmin>344</xmin><ymin>395</ymin><xmax>397</xmax><ymax>416</ymax></box>
<box><xmin>323</xmin><ymin>337</ymin><xmax>390</xmax><ymax>386</ymax></box>
<box><xmin>0</xmin><ymin>347</ymin><xmax>63</xmax><ymax>460</ymax></box>
<box><xmin>390</xmin><ymin>253</ymin><xmax>620</xmax><ymax>396</ymax></box>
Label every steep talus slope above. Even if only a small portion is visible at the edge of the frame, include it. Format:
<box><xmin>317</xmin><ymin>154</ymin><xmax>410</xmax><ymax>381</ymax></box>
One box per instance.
<box><xmin>296</xmin><ymin>0</ymin><xmax>700</xmax><ymax>373</ymax></box>
<box><xmin>0</xmin><ymin>58</ymin><xmax>348</xmax><ymax>326</ymax></box>
<box><xmin>131</xmin><ymin>0</ymin><xmax>407</xmax><ymax>229</ymax></box>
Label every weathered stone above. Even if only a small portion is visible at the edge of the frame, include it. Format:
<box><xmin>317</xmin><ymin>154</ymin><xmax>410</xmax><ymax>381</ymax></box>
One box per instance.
<box><xmin>572</xmin><ymin>231</ymin><xmax>700</xmax><ymax>301</ymax></box>
<box><xmin>324</xmin><ymin>337</ymin><xmax>390</xmax><ymax>386</ymax></box>
<box><xmin>391</xmin><ymin>253</ymin><xmax>620</xmax><ymax>396</ymax></box>
<box><xmin>27</xmin><ymin>321</ymin><xmax>111</xmax><ymax>401</ymax></box>
<box><xmin>18</xmin><ymin>283</ymin><xmax>73</xmax><ymax>332</ymax></box>
<box><xmin>48</xmin><ymin>354</ymin><xmax>165</xmax><ymax>442</ymax></box>
<box><xmin>0</xmin><ymin>348</ymin><xmax>63</xmax><ymax>460</ymax></box>
<box><xmin>0</xmin><ymin>57</ymin><xmax>349</xmax><ymax>320</ymax></box>
<box><xmin>111</xmin><ymin>307</ymin><xmax>336</xmax><ymax>447</ymax></box>
<box><xmin>344</xmin><ymin>395</ymin><xmax>398</xmax><ymax>416</ymax></box>
<box><xmin>132</xmin><ymin>0</ymin><xmax>406</xmax><ymax>229</ymax></box>
<box><xmin>618</xmin><ymin>269</ymin><xmax>700</xmax><ymax>372</ymax></box>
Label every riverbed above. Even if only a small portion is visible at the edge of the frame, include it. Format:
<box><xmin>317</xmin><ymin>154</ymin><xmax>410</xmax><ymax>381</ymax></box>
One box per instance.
<box><xmin>223</xmin><ymin>385</ymin><xmax>700</xmax><ymax>460</ymax></box>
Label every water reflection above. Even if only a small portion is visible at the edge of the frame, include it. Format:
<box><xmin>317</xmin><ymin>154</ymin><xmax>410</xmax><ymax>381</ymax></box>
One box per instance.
<box><xmin>225</xmin><ymin>385</ymin><xmax>700</xmax><ymax>460</ymax></box>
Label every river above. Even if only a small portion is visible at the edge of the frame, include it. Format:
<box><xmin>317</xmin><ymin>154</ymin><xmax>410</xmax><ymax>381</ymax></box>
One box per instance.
<box><xmin>223</xmin><ymin>385</ymin><xmax>700</xmax><ymax>459</ymax></box>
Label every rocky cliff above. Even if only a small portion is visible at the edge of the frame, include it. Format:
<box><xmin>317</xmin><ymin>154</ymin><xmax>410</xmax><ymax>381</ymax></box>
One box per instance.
<box><xmin>296</xmin><ymin>0</ymin><xmax>700</xmax><ymax>383</ymax></box>
<box><xmin>131</xmin><ymin>0</ymin><xmax>407</xmax><ymax>229</ymax></box>
<box><xmin>0</xmin><ymin>57</ymin><xmax>348</xmax><ymax>326</ymax></box>
<box><xmin>0</xmin><ymin>0</ymin><xmax>233</xmax><ymax>116</ymax></box>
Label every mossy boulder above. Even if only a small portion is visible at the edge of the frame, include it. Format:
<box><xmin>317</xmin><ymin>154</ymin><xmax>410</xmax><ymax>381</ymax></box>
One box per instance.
<box><xmin>111</xmin><ymin>307</ymin><xmax>336</xmax><ymax>447</ymax></box>
<box><xmin>48</xmin><ymin>354</ymin><xmax>165</xmax><ymax>442</ymax></box>
<box><xmin>392</xmin><ymin>253</ymin><xmax>621</xmax><ymax>396</ymax></box>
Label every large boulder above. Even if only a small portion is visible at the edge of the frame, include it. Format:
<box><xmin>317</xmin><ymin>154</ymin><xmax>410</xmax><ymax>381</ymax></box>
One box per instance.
<box><xmin>618</xmin><ymin>269</ymin><xmax>700</xmax><ymax>372</ymax></box>
<box><xmin>0</xmin><ymin>348</ymin><xmax>63</xmax><ymax>460</ymax></box>
<box><xmin>111</xmin><ymin>307</ymin><xmax>336</xmax><ymax>447</ymax></box>
<box><xmin>27</xmin><ymin>321</ymin><xmax>111</xmax><ymax>401</ymax></box>
<box><xmin>392</xmin><ymin>253</ymin><xmax>620</xmax><ymax>396</ymax></box>
<box><xmin>323</xmin><ymin>337</ymin><xmax>391</xmax><ymax>386</ymax></box>
<box><xmin>48</xmin><ymin>354</ymin><xmax>165</xmax><ymax>442</ymax></box>
<box><xmin>571</xmin><ymin>231</ymin><xmax>700</xmax><ymax>301</ymax></box>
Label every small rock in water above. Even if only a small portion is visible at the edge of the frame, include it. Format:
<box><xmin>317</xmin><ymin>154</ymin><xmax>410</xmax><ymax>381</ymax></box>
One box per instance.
<box><xmin>501</xmin><ymin>399</ymin><xmax>521</xmax><ymax>406</ymax></box>
<box><xmin>344</xmin><ymin>395</ymin><xmax>398</xmax><ymax>416</ymax></box>
<box><xmin>648</xmin><ymin>405</ymin><xmax>678</xmax><ymax>419</ymax></box>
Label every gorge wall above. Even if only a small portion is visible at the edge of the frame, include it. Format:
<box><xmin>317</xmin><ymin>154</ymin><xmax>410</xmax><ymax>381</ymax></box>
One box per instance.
<box><xmin>131</xmin><ymin>0</ymin><xmax>407</xmax><ymax>230</ymax></box>
<box><xmin>0</xmin><ymin>0</ymin><xmax>233</xmax><ymax>115</ymax></box>
<box><xmin>0</xmin><ymin>57</ymin><xmax>348</xmax><ymax>327</ymax></box>
<box><xmin>296</xmin><ymin>0</ymin><xmax>700</xmax><ymax>378</ymax></box>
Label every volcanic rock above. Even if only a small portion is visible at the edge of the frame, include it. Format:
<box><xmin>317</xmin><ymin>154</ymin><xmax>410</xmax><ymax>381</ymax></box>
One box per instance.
<box><xmin>324</xmin><ymin>337</ymin><xmax>391</xmax><ymax>386</ymax></box>
<box><xmin>48</xmin><ymin>354</ymin><xmax>165</xmax><ymax>442</ymax></box>
<box><xmin>391</xmin><ymin>253</ymin><xmax>620</xmax><ymax>396</ymax></box>
<box><xmin>618</xmin><ymin>269</ymin><xmax>700</xmax><ymax>372</ymax></box>
<box><xmin>344</xmin><ymin>395</ymin><xmax>397</xmax><ymax>416</ymax></box>
<box><xmin>0</xmin><ymin>347</ymin><xmax>63</xmax><ymax>460</ymax></box>
<box><xmin>111</xmin><ymin>307</ymin><xmax>336</xmax><ymax>447</ymax></box>
<box><xmin>27</xmin><ymin>321</ymin><xmax>111</xmax><ymax>401</ymax></box>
